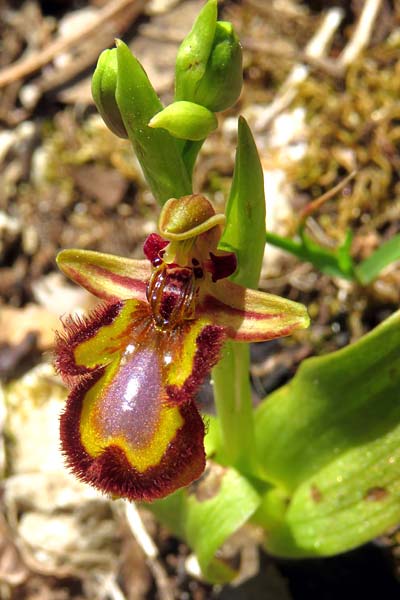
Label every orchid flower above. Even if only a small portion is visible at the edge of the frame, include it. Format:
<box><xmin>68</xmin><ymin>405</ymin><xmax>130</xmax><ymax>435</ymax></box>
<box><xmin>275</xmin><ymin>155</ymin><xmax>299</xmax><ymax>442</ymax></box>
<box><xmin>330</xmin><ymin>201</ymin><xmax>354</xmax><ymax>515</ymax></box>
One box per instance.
<box><xmin>55</xmin><ymin>194</ymin><xmax>309</xmax><ymax>502</ymax></box>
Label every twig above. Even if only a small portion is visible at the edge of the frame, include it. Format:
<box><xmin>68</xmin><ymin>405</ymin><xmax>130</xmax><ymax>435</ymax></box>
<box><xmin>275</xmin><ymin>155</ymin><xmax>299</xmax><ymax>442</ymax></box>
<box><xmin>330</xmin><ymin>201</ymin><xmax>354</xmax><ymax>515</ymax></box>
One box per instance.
<box><xmin>123</xmin><ymin>501</ymin><xmax>174</xmax><ymax>600</ymax></box>
<box><xmin>0</xmin><ymin>0</ymin><xmax>144</xmax><ymax>88</ymax></box>
<box><xmin>100</xmin><ymin>574</ymin><xmax>127</xmax><ymax>600</ymax></box>
<box><xmin>255</xmin><ymin>8</ymin><xmax>344</xmax><ymax>131</ymax></box>
<box><xmin>124</xmin><ymin>501</ymin><xmax>158</xmax><ymax>559</ymax></box>
<box><xmin>338</xmin><ymin>0</ymin><xmax>383</xmax><ymax>68</ymax></box>
<box><xmin>299</xmin><ymin>170</ymin><xmax>357</xmax><ymax>225</ymax></box>
<box><xmin>313</xmin><ymin>0</ymin><xmax>385</xmax><ymax>77</ymax></box>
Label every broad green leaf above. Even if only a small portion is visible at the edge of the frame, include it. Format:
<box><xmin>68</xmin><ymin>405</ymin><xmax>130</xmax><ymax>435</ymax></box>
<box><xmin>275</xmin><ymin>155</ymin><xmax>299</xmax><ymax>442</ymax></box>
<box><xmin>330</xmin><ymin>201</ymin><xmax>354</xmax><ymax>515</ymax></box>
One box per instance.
<box><xmin>259</xmin><ymin>427</ymin><xmax>400</xmax><ymax>557</ymax></box>
<box><xmin>148</xmin><ymin>464</ymin><xmax>261</xmax><ymax>583</ymax></box>
<box><xmin>355</xmin><ymin>233</ymin><xmax>400</xmax><ymax>285</ymax></box>
<box><xmin>115</xmin><ymin>40</ymin><xmax>191</xmax><ymax>205</ymax></box>
<box><xmin>255</xmin><ymin>309</ymin><xmax>400</xmax><ymax>489</ymax></box>
<box><xmin>253</xmin><ymin>310</ymin><xmax>400</xmax><ymax>557</ymax></box>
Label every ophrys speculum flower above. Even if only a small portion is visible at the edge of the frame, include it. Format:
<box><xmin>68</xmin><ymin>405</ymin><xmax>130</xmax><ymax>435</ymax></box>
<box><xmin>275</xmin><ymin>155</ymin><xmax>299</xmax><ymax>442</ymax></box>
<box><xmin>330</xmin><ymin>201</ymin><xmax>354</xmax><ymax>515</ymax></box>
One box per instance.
<box><xmin>55</xmin><ymin>195</ymin><xmax>309</xmax><ymax>502</ymax></box>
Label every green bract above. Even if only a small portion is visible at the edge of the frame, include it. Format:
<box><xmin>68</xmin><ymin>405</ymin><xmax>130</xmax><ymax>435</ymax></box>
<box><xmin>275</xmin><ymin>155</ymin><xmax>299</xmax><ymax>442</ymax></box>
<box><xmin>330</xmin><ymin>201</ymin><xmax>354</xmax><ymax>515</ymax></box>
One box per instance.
<box><xmin>175</xmin><ymin>1</ymin><xmax>242</xmax><ymax>112</ymax></box>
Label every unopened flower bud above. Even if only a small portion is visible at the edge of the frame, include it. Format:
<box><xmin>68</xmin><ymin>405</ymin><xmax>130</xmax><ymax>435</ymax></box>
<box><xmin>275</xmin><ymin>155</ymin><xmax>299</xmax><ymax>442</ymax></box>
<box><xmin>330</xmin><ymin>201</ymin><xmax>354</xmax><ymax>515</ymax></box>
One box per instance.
<box><xmin>148</xmin><ymin>101</ymin><xmax>217</xmax><ymax>141</ymax></box>
<box><xmin>91</xmin><ymin>48</ymin><xmax>128</xmax><ymax>139</ymax></box>
<box><xmin>193</xmin><ymin>22</ymin><xmax>242</xmax><ymax>112</ymax></box>
<box><xmin>175</xmin><ymin>0</ymin><xmax>242</xmax><ymax>112</ymax></box>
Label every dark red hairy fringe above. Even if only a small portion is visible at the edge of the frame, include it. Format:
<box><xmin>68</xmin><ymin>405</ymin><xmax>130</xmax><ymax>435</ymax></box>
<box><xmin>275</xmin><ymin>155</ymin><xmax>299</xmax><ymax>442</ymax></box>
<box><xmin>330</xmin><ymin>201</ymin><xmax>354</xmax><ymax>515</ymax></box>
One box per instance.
<box><xmin>167</xmin><ymin>324</ymin><xmax>226</xmax><ymax>405</ymax></box>
<box><xmin>60</xmin><ymin>370</ymin><xmax>206</xmax><ymax>502</ymax></box>
<box><xmin>54</xmin><ymin>301</ymin><xmax>123</xmax><ymax>385</ymax></box>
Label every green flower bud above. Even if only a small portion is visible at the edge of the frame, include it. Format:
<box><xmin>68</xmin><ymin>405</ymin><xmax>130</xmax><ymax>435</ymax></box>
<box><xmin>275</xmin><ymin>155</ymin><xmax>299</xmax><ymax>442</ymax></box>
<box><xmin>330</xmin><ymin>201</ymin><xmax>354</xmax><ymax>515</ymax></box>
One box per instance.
<box><xmin>194</xmin><ymin>22</ymin><xmax>242</xmax><ymax>112</ymax></box>
<box><xmin>148</xmin><ymin>101</ymin><xmax>217</xmax><ymax>141</ymax></box>
<box><xmin>175</xmin><ymin>0</ymin><xmax>243</xmax><ymax>112</ymax></box>
<box><xmin>91</xmin><ymin>48</ymin><xmax>128</xmax><ymax>139</ymax></box>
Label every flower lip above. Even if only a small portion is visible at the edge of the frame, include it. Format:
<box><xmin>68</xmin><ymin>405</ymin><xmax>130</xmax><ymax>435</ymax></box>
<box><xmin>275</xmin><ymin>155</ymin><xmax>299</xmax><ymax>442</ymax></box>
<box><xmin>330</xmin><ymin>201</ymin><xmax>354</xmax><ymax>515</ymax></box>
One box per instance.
<box><xmin>60</xmin><ymin>368</ymin><xmax>207</xmax><ymax>502</ymax></box>
<box><xmin>56</xmin><ymin>297</ymin><xmax>226</xmax><ymax>502</ymax></box>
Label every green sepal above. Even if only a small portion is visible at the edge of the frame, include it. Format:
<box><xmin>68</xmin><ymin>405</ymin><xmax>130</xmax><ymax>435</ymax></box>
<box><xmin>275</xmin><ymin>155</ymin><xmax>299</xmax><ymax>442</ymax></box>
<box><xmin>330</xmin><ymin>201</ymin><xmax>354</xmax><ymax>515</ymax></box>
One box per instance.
<box><xmin>115</xmin><ymin>40</ymin><xmax>191</xmax><ymax>205</ymax></box>
<box><xmin>56</xmin><ymin>248</ymin><xmax>150</xmax><ymax>302</ymax></box>
<box><xmin>149</xmin><ymin>101</ymin><xmax>217</xmax><ymax>141</ymax></box>
<box><xmin>158</xmin><ymin>195</ymin><xmax>224</xmax><ymax>241</ymax></box>
<box><xmin>253</xmin><ymin>309</ymin><xmax>400</xmax><ymax>557</ymax></box>
<box><xmin>91</xmin><ymin>49</ymin><xmax>128</xmax><ymax>139</ymax></box>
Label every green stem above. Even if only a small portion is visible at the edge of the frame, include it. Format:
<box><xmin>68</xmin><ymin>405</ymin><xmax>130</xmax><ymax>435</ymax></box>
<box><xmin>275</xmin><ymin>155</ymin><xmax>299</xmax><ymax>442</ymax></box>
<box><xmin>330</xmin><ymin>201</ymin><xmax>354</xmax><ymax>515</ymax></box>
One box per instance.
<box><xmin>212</xmin><ymin>341</ymin><xmax>260</xmax><ymax>476</ymax></box>
<box><xmin>115</xmin><ymin>40</ymin><xmax>192</xmax><ymax>205</ymax></box>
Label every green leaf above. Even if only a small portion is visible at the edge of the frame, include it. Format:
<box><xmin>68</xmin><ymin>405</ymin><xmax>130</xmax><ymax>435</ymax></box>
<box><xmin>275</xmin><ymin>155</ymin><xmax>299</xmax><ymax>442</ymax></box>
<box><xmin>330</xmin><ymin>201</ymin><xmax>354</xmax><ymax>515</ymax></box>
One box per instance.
<box><xmin>148</xmin><ymin>464</ymin><xmax>261</xmax><ymax>583</ymax></box>
<box><xmin>253</xmin><ymin>310</ymin><xmax>400</xmax><ymax>556</ymax></box>
<box><xmin>115</xmin><ymin>40</ymin><xmax>191</xmax><ymax>205</ymax></box>
<box><xmin>337</xmin><ymin>229</ymin><xmax>354</xmax><ymax>274</ymax></box>
<box><xmin>219</xmin><ymin>116</ymin><xmax>265</xmax><ymax>289</ymax></box>
<box><xmin>355</xmin><ymin>233</ymin><xmax>400</xmax><ymax>285</ymax></box>
<box><xmin>265</xmin><ymin>231</ymin><xmax>355</xmax><ymax>280</ymax></box>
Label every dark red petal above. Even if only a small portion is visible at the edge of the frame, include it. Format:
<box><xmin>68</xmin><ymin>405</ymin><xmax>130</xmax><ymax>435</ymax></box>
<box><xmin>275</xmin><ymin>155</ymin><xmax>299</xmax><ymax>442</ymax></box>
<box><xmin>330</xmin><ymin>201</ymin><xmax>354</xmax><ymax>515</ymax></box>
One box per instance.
<box><xmin>204</xmin><ymin>252</ymin><xmax>237</xmax><ymax>282</ymax></box>
<box><xmin>143</xmin><ymin>233</ymin><xmax>169</xmax><ymax>265</ymax></box>
<box><xmin>60</xmin><ymin>371</ymin><xmax>206</xmax><ymax>502</ymax></box>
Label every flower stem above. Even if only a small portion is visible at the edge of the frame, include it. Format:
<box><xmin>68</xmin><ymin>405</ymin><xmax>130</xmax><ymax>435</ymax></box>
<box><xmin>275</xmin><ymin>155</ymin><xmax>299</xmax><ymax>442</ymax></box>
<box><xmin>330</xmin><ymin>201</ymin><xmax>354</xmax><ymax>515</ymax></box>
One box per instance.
<box><xmin>212</xmin><ymin>341</ymin><xmax>259</xmax><ymax>476</ymax></box>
